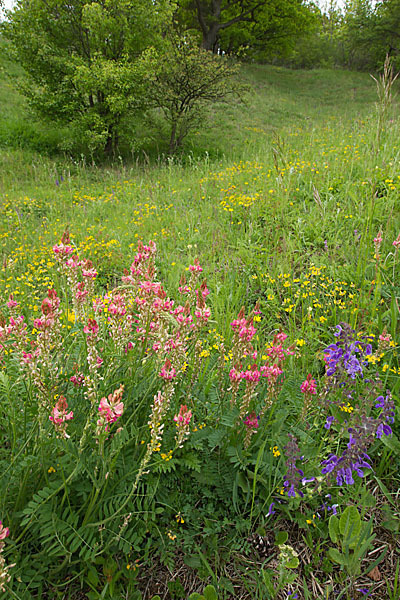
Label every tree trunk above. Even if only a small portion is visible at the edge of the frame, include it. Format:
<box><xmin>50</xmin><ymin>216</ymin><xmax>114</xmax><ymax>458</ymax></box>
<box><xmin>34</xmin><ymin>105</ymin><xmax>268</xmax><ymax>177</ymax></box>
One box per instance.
<box><xmin>104</xmin><ymin>128</ymin><xmax>118</xmax><ymax>157</ymax></box>
<box><xmin>168</xmin><ymin>121</ymin><xmax>178</xmax><ymax>155</ymax></box>
<box><xmin>201</xmin><ymin>23</ymin><xmax>220</xmax><ymax>52</ymax></box>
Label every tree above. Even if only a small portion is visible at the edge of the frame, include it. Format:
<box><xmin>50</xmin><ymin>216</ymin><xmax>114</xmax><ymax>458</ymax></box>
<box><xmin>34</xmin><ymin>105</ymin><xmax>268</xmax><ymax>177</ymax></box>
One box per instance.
<box><xmin>176</xmin><ymin>0</ymin><xmax>316</xmax><ymax>55</ymax></box>
<box><xmin>144</xmin><ymin>33</ymin><xmax>240</xmax><ymax>154</ymax></box>
<box><xmin>341</xmin><ymin>0</ymin><xmax>381</xmax><ymax>69</ymax></box>
<box><xmin>3</xmin><ymin>0</ymin><xmax>174</xmax><ymax>155</ymax></box>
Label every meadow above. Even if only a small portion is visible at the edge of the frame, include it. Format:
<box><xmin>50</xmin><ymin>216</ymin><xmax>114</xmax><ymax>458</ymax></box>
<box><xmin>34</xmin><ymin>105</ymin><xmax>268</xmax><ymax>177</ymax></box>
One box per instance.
<box><xmin>0</xmin><ymin>57</ymin><xmax>400</xmax><ymax>600</ymax></box>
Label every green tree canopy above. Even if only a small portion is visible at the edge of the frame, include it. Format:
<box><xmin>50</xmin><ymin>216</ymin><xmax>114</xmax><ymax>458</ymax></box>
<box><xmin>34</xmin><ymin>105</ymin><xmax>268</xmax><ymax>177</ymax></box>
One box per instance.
<box><xmin>3</xmin><ymin>0</ymin><xmax>174</xmax><ymax>154</ymax></box>
<box><xmin>176</xmin><ymin>0</ymin><xmax>317</xmax><ymax>56</ymax></box>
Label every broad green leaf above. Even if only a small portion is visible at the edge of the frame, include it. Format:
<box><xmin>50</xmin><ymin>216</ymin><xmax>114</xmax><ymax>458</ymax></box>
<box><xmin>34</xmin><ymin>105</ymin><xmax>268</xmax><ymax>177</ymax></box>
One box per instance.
<box><xmin>275</xmin><ymin>530</ymin><xmax>289</xmax><ymax>546</ymax></box>
<box><xmin>328</xmin><ymin>548</ymin><xmax>346</xmax><ymax>565</ymax></box>
<box><xmin>339</xmin><ymin>506</ymin><xmax>361</xmax><ymax>548</ymax></box>
<box><xmin>328</xmin><ymin>515</ymin><xmax>340</xmax><ymax>544</ymax></box>
<box><xmin>203</xmin><ymin>585</ymin><xmax>218</xmax><ymax>600</ymax></box>
<box><xmin>286</xmin><ymin>556</ymin><xmax>300</xmax><ymax>569</ymax></box>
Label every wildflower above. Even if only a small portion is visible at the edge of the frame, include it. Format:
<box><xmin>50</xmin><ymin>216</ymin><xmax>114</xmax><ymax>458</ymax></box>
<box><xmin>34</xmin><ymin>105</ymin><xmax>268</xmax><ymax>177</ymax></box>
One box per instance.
<box><xmin>174</xmin><ymin>404</ymin><xmax>192</xmax><ymax>448</ymax></box>
<box><xmin>324</xmin><ymin>323</ymin><xmax>371</xmax><ymax>384</ymax></box>
<box><xmin>393</xmin><ymin>232</ymin><xmax>400</xmax><ymax>248</ymax></box>
<box><xmin>6</xmin><ymin>295</ymin><xmax>17</xmax><ymax>310</ymax></box>
<box><xmin>188</xmin><ymin>259</ymin><xmax>203</xmax><ymax>273</ymax></box>
<box><xmin>300</xmin><ymin>374</ymin><xmax>317</xmax><ymax>395</ymax></box>
<box><xmin>159</xmin><ymin>359</ymin><xmax>176</xmax><ymax>380</ymax></box>
<box><xmin>321</xmin><ymin>394</ymin><xmax>394</xmax><ymax>486</ymax></box>
<box><xmin>0</xmin><ymin>523</ymin><xmax>9</xmax><ymax>541</ymax></box>
<box><xmin>96</xmin><ymin>385</ymin><xmax>124</xmax><ymax>436</ymax></box>
<box><xmin>243</xmin><ymin>410</ymin><xmax>259</xmax><ymax>448</ymax></box>
<box><xmin>373</xmin><ymin>229</ymin><xmax>383</xmax><ymax>258</ymax></box>
<box><xmin>283</xmin><ymin>435</ymin><xmax>304</xmax><ymax>498</ymax></box>
<box><xmin>49</xmin><ymin>396</ymin><xmax>74</xmax><ymax>438</ymax></box>
<box><xmin>244</xmin><ymin>412</ymin><xmax>259</xmax><ymax>429</ymax></box>
<box><xmin>324</xmin><ymin>416</ymin><xmax>335</xmax><ymax>430</ymax></box>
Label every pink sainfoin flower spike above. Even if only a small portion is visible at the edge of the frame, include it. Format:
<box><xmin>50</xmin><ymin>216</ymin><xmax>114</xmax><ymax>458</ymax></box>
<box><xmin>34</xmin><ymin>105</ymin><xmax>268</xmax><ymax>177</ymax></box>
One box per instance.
<box><xmin>96</xmin><ymin>385</ymin><xmax>124</xmax><ymax>436</ymax></box>
<box><xmin>374</xmin><ymin>229</ymin><xmax>383</xmax><ymax>259</ymax></box>
<box><xmin>300</xmin><ymin>374</ymin><xmax>317</xmax><ymax>418</ymax></box>
<box><xmin>301</xmin><ymin>374</ymin><xmax>317</xmax><ymax>395</ymax></box>
<box><xmin>244</xmin><ymin>412</ymin><xmax>259</xmax><ymax>429</ymax></box>
<box><xmin>6</xmin><ymin>295</ymin><xmax>17</xmax><ymax>310</ymax></box>
<box><xmin>393</xmin><ymin>232</ymin><xmax>400</xmax><ymax>249</ymax></box>
<box><xmin>243</xmin><ymin>411</ymin><xmax>259</xmax><ymax>448</ymax></box>
<box><xmin>0</xmin><ymin>522</ymin><xmax>9</xmax><ymax>541</ymax></box>
<box><xmin>159</xmin><ymin>358</ymin><xmax>176</xmax><ymax>380</ymax></box>
<box><xmin>174</xmin><ymin>404</ymin><xmax>192</xmax><ymax>448</ymax></box>
<box><xmin>49</xmin><ymin>396</ymin><xmax>74</xmax><ymax>438</ymax></box>
<box><xmin>189</xmin><ymin>259</ymin><xmax>203</xmax><ymax>273</ymax></box>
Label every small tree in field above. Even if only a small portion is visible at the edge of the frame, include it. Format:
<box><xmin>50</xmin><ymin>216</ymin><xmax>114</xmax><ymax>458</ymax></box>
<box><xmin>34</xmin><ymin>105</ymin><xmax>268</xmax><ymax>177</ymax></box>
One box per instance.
<box><xmin>145</xmin><ymin>34</ymin><xmax>240</xmax><ymax>154</ymax></box>
<box><xmin>3</xmin><ymin>0</ymin><xmax>173</xmax><ymax>156</ymax></box>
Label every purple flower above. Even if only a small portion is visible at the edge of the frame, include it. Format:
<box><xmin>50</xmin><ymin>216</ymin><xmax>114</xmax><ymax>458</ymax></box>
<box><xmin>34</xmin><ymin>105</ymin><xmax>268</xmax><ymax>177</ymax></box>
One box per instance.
<box><xmin>301</xmin><ymin>477</ymin><xmax>315</xmax><ymax>484</ymax></box>
<box><xmin>283</xmin><ymin>435</ymin><xmax>305</xmax><ymax>499</ymax></box>
<box><xmin>324</xmin><ymin>323</ymin><xmax>372</xmax><ymax>384</ymax></box>
<box><xmin>320</xmin><ymin>392</ymin><xmax>394</xmax><ymax>486</ymax></box>
<box><xmin>325</xmin><ymin>416</ymin><xmax>335</xmax><ymax>430</ymax></box>
<box><xmin>267</xmin><ymin>502</ymin><xmax>276</xmax><ymax>516</ymax></box>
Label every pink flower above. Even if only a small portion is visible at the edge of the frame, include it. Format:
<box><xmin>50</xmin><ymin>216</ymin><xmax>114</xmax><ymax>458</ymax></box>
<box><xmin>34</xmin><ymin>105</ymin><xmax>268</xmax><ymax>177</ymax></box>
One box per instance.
<box><xmin>275</xmin><ymin>332</ymin><xmax>288</xmax><ymax>343</ymax></box>
<box><xmin>238</xmin><ymin>324</ymin><xmax>256</xmax><ymax>341</ymax></box>
<box><xmin>70</xmin><ymin>373</ymin><xmax>84</xmax><ymax>387</ymax></box>
<box><xmin>188</xmin><ymin>259</ymin><xmax>203</xmax><ymax>273</ymax></box>
<box><xmin>53</xmin><ymin>243</ymin><xmax>74</xmax><ymax>257</ymax></box>
<box><xmin>260</xmin><ymin>364</ymin><xmax>283</xmax><ymax>379</ymax></box>
<box><xmin>374</xmin><ymin>229</ymin><xmax>383</xmax><ymax>253</ymax></box>
<box><xmin>393</xmin><ymin>232</ymin><xmax>400</xmax><ymax>248</ymax></box>
<box><xmin>82</xmin><ymin>268</ymin><xmax>98</xmax><ymax>279</ymax></box>
<box><xmin>96</xmin><ymin>385</ymin><xmax>124</xmax><ymax>434</ymax></box>
<box><xmin>6</xmin><ymin>296</ymin><xmax>17</xmax><ymax>310</ymax></box>
<box><xmin>242</xmin><ymin>366</ymin><xmax>261</xmax><ymax>383</ymax></box>
<box><xmin>244</xmin><ymin>412</ymin><xmax>259</xmax><ymax>430</ymax></box>
<box><xmin>174</xmin><ymin>404</ymin><xmax>192</xmax><ymax>426</ymax></box>
<box><xmin>300</xmin><ymin>374</ymin><xmax>317</xmax><ymax>395</ymax></box>
<box><xmin>159</xmin><ymin>359</ymin><xmax>176</xmax><ymax>380</ymax></box>
<box><xmin>194</xmin><ymin>307</ymin><xmax>211</xmax><ymax>322</ymax></box>
<box><xmin>108</xmin><ymin>294</ymin><xmax>127</xmax><ymax>317</ymax></box>
<box><xmin>0</xmin><ymin>521</ymin><xmax>9</xmax><ymax>540</ymax></box>
<box><xmin>84</xmin><ymin>318</ymin><xmax>99</xmax><ymax>336</ymax></box>
<box><xmin>49</xmin><ymin>396</ymin><xmax>74</xmax><ymax>438</ymax></box>
<box><xmin>229</xmin><ymin>367</ymin><xmax>243</xmax><ymax>382</ymax></box>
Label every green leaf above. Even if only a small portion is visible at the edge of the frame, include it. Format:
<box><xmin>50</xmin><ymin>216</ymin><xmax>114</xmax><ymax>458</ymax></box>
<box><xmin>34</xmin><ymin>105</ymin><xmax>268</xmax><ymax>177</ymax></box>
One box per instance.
<box><xmin>328</xmin><ymin>548</ymin><xmax>346</xmax><ymax>565</ymax></box>
<box><xmin>236</xmin><ymin>471</ymin><xmax>250</xmax><ymax>493</ymax></box>
<box><xmin>203</xmin><ymin>585</ymin><xmax>218</xmax><ymax>600</ymax></box>
<box><xmin>339</xmin><ymin>506</ymin><xmax>361</xmax><ymax>549</ymax></box>
<box><xmin>381</xmin><ymin>433</ymin><xmax>400</xmax><ymax>453</ymax></box>
<box><xmin>285</xmin><ymin>556</ymin><xmax>299</xmax><ymax>569</ymax></box>
<box><xmin>188</xmin><ymin>594</ymin><xmax>204</xmax><ymax>600</ymax></box>
<box><xmin>328</xmin><ymin>515</ymin><xmax>340</xmax><ymax>544</ymax></box>
<box><xmin>262</xmin><ymin>569</ymin><xmax>276</xmax><ymax>596</ymax></box>
<box><xmin>275</xmin><ymin>530</ymin><xmax>288</xmax><ymax>546</ymax></box>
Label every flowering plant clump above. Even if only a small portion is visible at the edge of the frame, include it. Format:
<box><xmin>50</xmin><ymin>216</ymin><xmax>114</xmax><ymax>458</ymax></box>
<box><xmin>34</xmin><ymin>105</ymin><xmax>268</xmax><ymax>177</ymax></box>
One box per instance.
<box><xmin>0</xmin><ymin>234</ymin><xmax>221</xmax><ymax>588</ymax></box>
